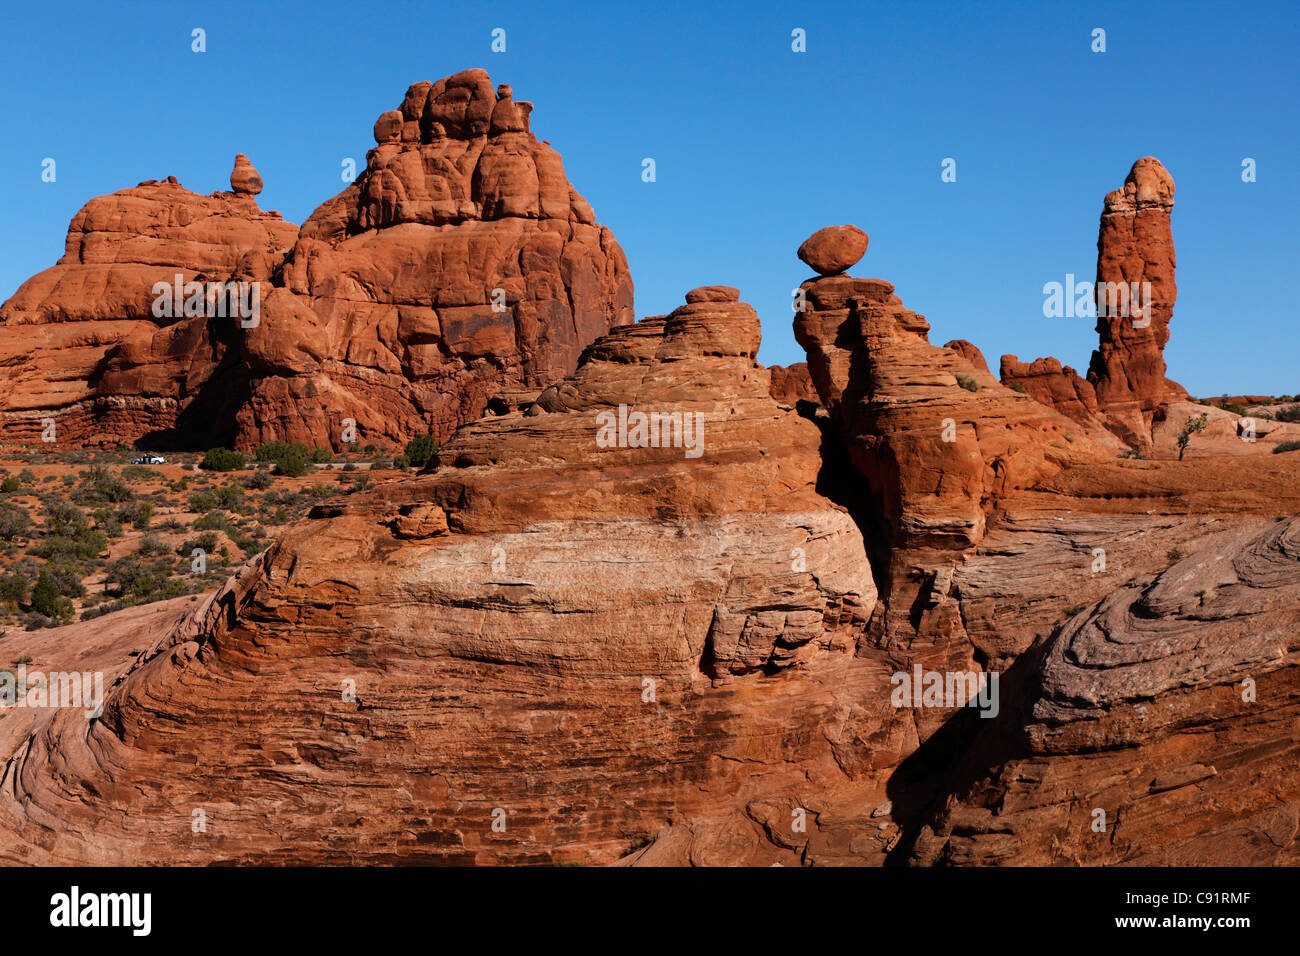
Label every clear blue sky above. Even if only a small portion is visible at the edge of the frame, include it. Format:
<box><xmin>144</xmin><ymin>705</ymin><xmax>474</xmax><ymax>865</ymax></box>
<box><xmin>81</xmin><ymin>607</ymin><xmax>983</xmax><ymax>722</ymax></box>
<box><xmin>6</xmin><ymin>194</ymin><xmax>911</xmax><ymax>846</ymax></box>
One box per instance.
<box><xmin>2</xmin><ymin>0</ymin><xmax>1296</xmax><ymax>396</ymax></box>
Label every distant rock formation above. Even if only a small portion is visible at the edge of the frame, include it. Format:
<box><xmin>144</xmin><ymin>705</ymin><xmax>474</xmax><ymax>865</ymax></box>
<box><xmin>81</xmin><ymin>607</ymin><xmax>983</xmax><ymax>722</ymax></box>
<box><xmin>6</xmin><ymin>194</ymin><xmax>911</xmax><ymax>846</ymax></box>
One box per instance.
<box><xmin>1086</xmin><ymin>157</ymin><xmax>1187</xmax><ymax>444</ymax></box>
<box><xmin>0</xmin><ymin>69</ymin><xmax>633</xmax><ymax>451</ymax></box>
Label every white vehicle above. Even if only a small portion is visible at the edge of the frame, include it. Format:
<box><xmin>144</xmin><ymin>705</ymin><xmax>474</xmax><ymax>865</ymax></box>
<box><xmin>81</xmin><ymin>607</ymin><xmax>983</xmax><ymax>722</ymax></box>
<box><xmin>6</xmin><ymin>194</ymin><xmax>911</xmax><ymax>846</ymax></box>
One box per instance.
<box><xmin>130</xmin><ymin>454</ymin><xmax>167</xmax><ymax>465</ymax></box>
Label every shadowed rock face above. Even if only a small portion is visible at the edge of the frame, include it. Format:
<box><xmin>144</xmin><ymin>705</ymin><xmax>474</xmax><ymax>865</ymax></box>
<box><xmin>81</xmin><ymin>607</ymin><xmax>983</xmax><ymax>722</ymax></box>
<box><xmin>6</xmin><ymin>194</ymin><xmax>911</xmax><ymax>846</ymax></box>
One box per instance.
<box><xmin>0</xmin><ymin>69</ymin><xmax>633</xmax><ymax>452</ymax></box>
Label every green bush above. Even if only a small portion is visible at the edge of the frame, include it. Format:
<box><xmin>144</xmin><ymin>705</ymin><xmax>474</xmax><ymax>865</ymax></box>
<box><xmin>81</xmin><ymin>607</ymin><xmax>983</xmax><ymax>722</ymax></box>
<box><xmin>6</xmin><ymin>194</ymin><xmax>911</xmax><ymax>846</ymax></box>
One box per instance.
<box><xmin>1222</xmin><ymin>401</ymin><xmax>1248</xmax><ymax>417</ymax></box>
<box><xmin>200</xmin><ymin>448</ymin><xmax>246</xmax><ymax>472</ymax></box>
<box><xmin>1274</xmin><ymin>440</ymin><xmax>1300</xmax><ymax>454</ymax></box>
<box><xmin>188</xmin><ymin>490</ymin><xmax>218</xmax><ymax>513</ymax></box>
<box><xmin>1272</xmin><ymin>406</ymin><xmax>1300</xmax><ymax>424</ymax></box>
<box><xmin>0</xmin><ymin>475</ymin><xmax>20</xmax><ymax>493</ymax></box>
<box><xmin>404</xmin><ymin>434</ymin><xmax>438</xmax><ymax>468</ymax></box>
<box><xmin>30</xmin><ymin>570</ymin><xmax>73</xmax><ymax>622</ymax></box>
<box><xmin>1009</xmin><ymin>383</ymin><xmax>1027</xmax><ymax>394</ymax></box>
<box><xmin>310</xmin><ymin>447</ymin><xmax>334</xmax><ymax>464</ymax></box>
<box><xmin>392</xmin><ymin>454</ymin><xmax>411</xmax><ymax>471</ymax></box>
<box><xmin>955</xmin><ymin>374</ymin><xmax>980</xmax><ymax>393</ymax></box>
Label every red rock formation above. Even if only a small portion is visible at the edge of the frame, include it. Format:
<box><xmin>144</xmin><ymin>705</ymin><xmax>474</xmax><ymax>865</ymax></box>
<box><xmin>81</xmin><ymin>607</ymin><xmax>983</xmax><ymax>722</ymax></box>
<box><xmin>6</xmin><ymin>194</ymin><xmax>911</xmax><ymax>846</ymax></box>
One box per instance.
<box><xmin>999</xmin><ymin>353</ymin><xmax>1100</xmax><ymax>426</ymax></box>
<box><xmin>0</xmin><ymin>288</ymin><xmax>882</xmax><ymax>864</ymax></box>
<box><xmin>942</xmin><ymin>339</ymin><xmax>989</xmax><ymax>373</ymax></box>
<box><xmin>0</xmin><ymin>71</ymin><xmax>633</xmax><ymax>451</ymax></box>
<box><xmin>797</xmin><ymin>225</ymin><xmax>868</xmax><ymax>276</ymax></box>
<box><xmin>1086</xmin><ymin>157</ymin><xmax>1188</xmax><ymax>445</ymax></box>
<box><xmin>767</xmin><ymin>362</ymin><xmax>819</xmax><ymax>406</ymax></box>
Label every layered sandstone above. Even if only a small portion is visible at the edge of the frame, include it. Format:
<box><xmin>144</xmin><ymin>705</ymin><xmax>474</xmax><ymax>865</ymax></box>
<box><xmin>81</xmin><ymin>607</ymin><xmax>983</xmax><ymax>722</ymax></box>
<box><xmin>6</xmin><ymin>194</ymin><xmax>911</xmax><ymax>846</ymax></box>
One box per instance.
<box><xmin>0</xmin><ymin>289</ymin><xmax>882</xmax><ymax>865</ymax></box>
<box><xmin>0</xmin><ymin>71</ymin><xmax>633</xmax><ymax>451</ymax></box>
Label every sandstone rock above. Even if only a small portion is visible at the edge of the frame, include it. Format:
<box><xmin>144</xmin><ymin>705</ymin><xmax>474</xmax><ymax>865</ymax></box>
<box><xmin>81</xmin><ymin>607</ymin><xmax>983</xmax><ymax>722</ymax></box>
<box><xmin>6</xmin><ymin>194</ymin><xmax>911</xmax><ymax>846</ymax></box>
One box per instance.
<box><xmin>797</xmin><ymin>225</ymin><xmax>868</xmax><ymax>276</ymax></box>
<box><xmin>1086</xmin><ymin>157</ymin><xmax>1187</xmax><ymax>445</ymax></box>
<box><xmin>0</xmin><ymin>289</ymin><xmax>881</xmax><ymax>865</ymax></box>
<box><xmin>229</xmin><ymin>153</ymin><xmax>263</xmax><ymax>195</ymax></box>
<box><xmin>999</xmin><ymin>353</ymin><xmax>1101</xmax><ymax>427</ymax></box>
<box><xmin>0</xmin><ymin>71</ymin><xmax>634</xmax><ymax>451</ymax></box>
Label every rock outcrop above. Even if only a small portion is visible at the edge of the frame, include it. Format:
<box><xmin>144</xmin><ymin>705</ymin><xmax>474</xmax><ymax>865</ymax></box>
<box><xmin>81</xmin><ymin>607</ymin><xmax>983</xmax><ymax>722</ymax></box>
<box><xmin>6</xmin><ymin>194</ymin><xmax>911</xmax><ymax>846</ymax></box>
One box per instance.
<box><xmin>1085</xmin><ymin>157</ymin><xmax>1187</xmax><ymax>444</ymax></box>
<box><xmin>0</xmin><ymin>70</ymin><xmax>633</xmax><ymax>451</ymax></box>
<box><xmin>0</xmin><ymin>288</ymin><xmax>882</xmax><ymax>864</ymax></box>
<box><xmin>999</xmin><ymin>354</ymin><xmax>1100</xmax><ymax>427</ymax></box>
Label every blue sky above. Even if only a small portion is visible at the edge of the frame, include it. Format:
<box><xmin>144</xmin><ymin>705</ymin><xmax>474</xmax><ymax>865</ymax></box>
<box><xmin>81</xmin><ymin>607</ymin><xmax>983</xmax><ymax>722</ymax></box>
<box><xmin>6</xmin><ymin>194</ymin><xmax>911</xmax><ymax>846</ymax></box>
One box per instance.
<box><xmin>2</xmin><ymin>0</ymin><xmax>1296</xmax><ymax>396</ymax></box>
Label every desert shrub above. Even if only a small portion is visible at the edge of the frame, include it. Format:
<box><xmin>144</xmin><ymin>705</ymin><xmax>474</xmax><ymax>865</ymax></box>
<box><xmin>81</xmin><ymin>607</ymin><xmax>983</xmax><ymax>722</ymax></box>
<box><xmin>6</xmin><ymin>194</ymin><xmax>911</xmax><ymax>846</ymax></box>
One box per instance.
<box><xmin>91</xmin><ymin>508</ymin><xmax>124</xmax><ymax>538</ymax></box>
<box><xmin>0</xmin><ymin>476</ymin><xmax>20</xmax><ymax>493</ymax></box>
<box><xmin>1167</xmin><ymin>547</ymin><xmax>1186</xmax><ymax>565</ymax></box>
<box><xmin>105</xmin><ymin>557</ymin><xmax>185</xmax><ymax>604</ymax></box>
<box><xmin>310</xmin><ymin>447</ymin><xmax>334</xmax><ymax>464</ymax></box>
<box><xmin>117</xmin><ymin>501</ymin><xmax>154</xmax><ymax>529</ymax></box>
<box><xmin>404</xmin><ymin>434</ymin><xmax>438</xmax><ymax>468</ymax></box>
<box><xmin>0</xmin><ymin>503</ymin><xmax>31</xmax><ymax>542</ymax></box>
<box><xmin>30</xmin><ymin>570</ymin><xmax>73</xmax><ymax>622</ymax></box>
<box><xmin>955</xmin><ymin>374</ymin><xmax>980</xmax><ymax>393</ymax></box>
<box><xmin>138</xmin><ymin>534</ymin><xmax>168</xmax><ymax>556</ymax></box>
<box><xmin>215</xmin><ymin>484</ymin><xmax>244</xmax><ymax>509</ymax></box>
<box><xmin>1274</xmin><ymin>440</ymin><xmax>1300</xmax><ymax>454</ymax></box>
<box><xmin>0</xmin><ymin>573</ymin><xmax>28</xmax><ymax>609</ymax></box>
<box><xmin>188</xmin><ymin>490</ymin><xmax>218</xmax><ymax>513</ymax></box>
<box><xmin>255</xmin><ymin>442</ymin><xmax>311</xmax><ymax>477</ymax></box>
<box><xmin>121</xmin><ymin>465</ymin><xmax>159</xmax><ymax>482</ymax></box>
<box><xmin>179</xmin><ymin>532</ymin><xmax>220</xmax><ymax>557</ymax></box>
<box><xmin>169</xmin><ymin>477</ymin><xmax>190</xmax><ymax>492</ymax></box>
<box><xmin>73</xmin><ymin>466</ymin><xmax>134</xmax><ymax>504</ymax></box>
<box><xmin>244</xmin><ymin>470</ymin><xmax>274</xmax><ymax>490</ymax></box>
<box><xmin>42</xmin><ymin>498</ymin><xmax>88</xmax><ymax>536</ymax></box>
<box><xmin>18</xmin><ymin>469</ymin><xmax>35</xmax><ymax>484</ymax></box>
<box><xmin>1176</xmin><ymin>413</ymin><xmax>1208</xmax><ymax>461</ymax></box>
<box><xmin>1009</xmin><ymin>383</ymin><xmax>1027</xmax><ymax>394</ymax></box>
<box><xmin>1222</xmin><ymin>401</ymin><xmax>1248</xmax><ymax>416</ymax></box>
<box><xmin>391</xmin><ymin>454</ymin><xmax>411</xmax><ymax>471</ymax></box>
<box><xmin>1272</xmin><ymin>406</ymin><xmax>1300</xmax><ymax>424</ymax></box>
<box><xmin>200</xmin><ymin>448</ymin><xmax>245</xmax><ymax>472</ymax></box>
<box><xmin>45</xmin><ymin>562</ymin><xmax>84</xmax><ymax>597</ymax></box>
<box><xmin>307</xmin><ymin>484</ymin><xmax>335</xmax><ymax>499</ymax></box>
<box><xmin>192</xmin><ymin>512</ymin><xmax>237</xmax><ymax>535</ymax></box>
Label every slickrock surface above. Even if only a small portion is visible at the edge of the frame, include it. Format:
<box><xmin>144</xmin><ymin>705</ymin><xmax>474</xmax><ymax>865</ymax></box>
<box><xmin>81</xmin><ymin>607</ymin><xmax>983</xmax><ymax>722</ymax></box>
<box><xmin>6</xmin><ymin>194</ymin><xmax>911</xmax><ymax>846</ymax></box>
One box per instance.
<box><xmin>900</xmin><ymin>516</ymin><xmax>1300</xmax><ymax>865</ymax></box>
<box><xmin>0</xmin><ymin>290</ymin><xmax>885</xmax><ymax>865</ymax></box>
<box><xmin>0</xmin><ymin>70</ymin><xmax>633</xmax><ymax>451</ymax></box>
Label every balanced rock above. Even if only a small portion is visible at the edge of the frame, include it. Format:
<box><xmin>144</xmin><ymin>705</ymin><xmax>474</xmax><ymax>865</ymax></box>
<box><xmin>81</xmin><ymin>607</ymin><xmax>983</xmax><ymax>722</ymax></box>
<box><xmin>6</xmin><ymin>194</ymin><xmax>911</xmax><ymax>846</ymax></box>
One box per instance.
<box><xmin>230</xmin><ymin>153</ymin><xmax>263</xmax><ymax>195</ymax></box>
<box><xmin>798</xmin><ymin>224</ymin><xmax>868</xmax><ymax>276</ymax></box>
